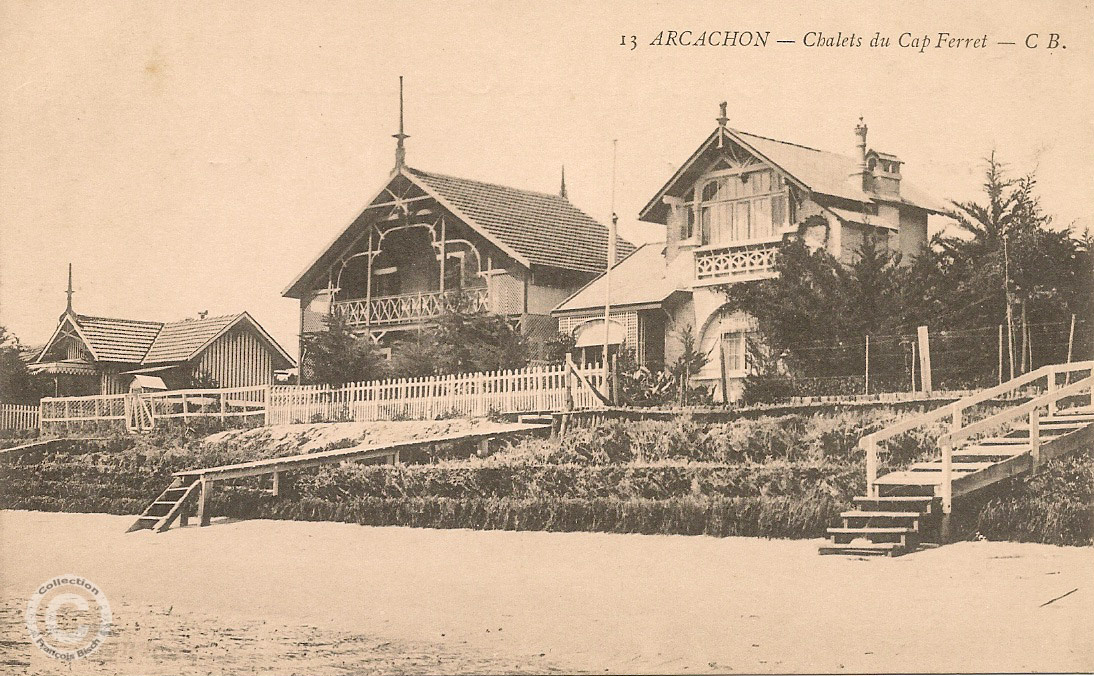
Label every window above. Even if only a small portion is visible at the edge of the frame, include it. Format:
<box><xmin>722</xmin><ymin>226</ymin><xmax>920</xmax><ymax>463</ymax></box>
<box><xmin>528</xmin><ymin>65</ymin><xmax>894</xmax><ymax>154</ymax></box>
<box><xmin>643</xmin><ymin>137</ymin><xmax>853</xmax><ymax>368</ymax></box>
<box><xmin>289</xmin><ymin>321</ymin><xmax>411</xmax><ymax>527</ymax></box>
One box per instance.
<box><xmin>693</xmin><ymin>169</ymin><xmax>790</xmax><ymax>247</ymax></box>
<box><xmin>721</xmin><ymin>331</ymin><xmax>751</xmax><ymax>372</ymax></box>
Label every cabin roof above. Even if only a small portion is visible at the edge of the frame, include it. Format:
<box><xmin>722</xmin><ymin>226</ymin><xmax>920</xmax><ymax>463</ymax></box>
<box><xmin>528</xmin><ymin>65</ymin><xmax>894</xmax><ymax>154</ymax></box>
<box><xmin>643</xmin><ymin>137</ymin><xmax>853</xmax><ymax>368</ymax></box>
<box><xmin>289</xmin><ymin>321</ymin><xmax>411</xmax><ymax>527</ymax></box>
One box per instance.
<box><xmin>143</xmin><ymin>314</ymin><xmax>245</xmax><ymax>363</ymax></box>
<box><xmin>283</xmin><ymin>167</ymin><xmax>635</xmax><ymax>298</ymax></box>
<box><xmin>639</xmin><ymin>127</ymin><xmax>945</xmax><ymax>223</ymax></box>
<box><xmin>408</xmin><ymin>168</ymin><xmax>636</xmax><ymax>274</ymax></box>
<box><xmin>552</xmin><ymin>242</ymin><xmax>685</xmax><ymax>314</ymax></box>
<box><xmin>36</xmin><ymin>311</ymin><xmax>293</xmax><ymax>368</ymax></box>
<box><xmin>73</xmin><ymin>315</ymin><xmax>163</xmax><ymax>363</ymax></box>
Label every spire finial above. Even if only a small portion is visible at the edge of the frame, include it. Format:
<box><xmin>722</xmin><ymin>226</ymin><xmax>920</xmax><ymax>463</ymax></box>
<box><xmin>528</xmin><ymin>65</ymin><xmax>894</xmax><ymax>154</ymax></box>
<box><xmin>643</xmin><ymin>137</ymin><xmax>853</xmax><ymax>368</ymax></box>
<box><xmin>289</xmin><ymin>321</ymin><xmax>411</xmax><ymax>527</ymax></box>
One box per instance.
<box><xmin>393</xmin><ymin>76</ymin><xmax>409</xmax><ymax>171</ymax></box>
<box><xmin>65</xmin><ymin>263</ymin><xmax>74</xmax><ymax>313</ymax></box>
<box><xmin>559</xmin><ymin>165</ymin><xmax>568</xmax><ymax>199</ymax></box>
<box><xmin>716</xmin><ymin>101</ymin><xmax>729</xmax><ymax>148</ymax></box>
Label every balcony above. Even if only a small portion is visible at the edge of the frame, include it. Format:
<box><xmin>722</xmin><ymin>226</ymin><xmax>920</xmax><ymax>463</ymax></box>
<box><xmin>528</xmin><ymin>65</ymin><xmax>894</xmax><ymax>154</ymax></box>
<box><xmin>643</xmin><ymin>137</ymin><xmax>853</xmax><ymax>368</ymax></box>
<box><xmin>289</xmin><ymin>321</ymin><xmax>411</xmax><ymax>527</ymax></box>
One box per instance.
<box><xmin>694</xmin><ymin>239</ymin><xmax>780</xmax><ymax>285</ymax></box>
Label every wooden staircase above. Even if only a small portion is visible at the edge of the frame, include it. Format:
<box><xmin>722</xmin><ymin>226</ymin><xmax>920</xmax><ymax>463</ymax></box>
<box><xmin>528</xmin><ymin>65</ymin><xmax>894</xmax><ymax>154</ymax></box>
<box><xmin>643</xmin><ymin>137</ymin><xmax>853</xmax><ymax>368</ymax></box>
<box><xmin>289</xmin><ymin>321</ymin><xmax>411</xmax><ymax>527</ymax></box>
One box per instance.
<box><xmin>126</xmin><ymin>477</ymin><xmax>201</xmax><ymax>532</ymax></box>
<box><xmin>821</xmin><ymin>361</ymin><xmax>1094</xmax><ymax>557</ymax></box>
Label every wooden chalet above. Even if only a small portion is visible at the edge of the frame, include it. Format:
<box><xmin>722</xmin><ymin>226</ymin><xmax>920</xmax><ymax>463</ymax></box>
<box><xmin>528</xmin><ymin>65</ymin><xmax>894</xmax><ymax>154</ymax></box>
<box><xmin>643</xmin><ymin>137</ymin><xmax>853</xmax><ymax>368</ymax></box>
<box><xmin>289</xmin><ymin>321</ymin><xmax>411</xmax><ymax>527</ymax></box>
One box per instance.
<box><xmin>553</xmin><ymin>105</ymin><xmax>944</xmax><ymax>400</ymax></box>
<box><xmin>283</xmin><ymin>79</ymin><xmax>634</xmax><ymax>355</ymax></box>
<box><xmin>32</xmin><ymin>279</ymin><xmax>293</xmax><ymax>396</ymax></box>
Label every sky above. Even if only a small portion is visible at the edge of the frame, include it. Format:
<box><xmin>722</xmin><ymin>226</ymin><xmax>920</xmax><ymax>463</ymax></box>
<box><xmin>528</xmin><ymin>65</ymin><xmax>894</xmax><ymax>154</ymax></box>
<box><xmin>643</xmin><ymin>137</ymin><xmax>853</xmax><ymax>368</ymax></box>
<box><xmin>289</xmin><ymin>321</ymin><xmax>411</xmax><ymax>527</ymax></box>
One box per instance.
<box><xmin>2</xmin><ymin>0</ymin><xmax>1092</xmax><ymax>358</ymax></box>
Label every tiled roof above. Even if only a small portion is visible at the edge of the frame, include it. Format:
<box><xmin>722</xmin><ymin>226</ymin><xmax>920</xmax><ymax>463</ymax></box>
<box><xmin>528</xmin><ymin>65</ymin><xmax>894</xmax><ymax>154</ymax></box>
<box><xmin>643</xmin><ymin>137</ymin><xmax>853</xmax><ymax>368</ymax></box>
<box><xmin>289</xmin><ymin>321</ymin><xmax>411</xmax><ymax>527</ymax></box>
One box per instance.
<box><xmin>143</xmin><ymin>314</ymin><xmax>240</xmax><ymax>363</ymax></box>
<box><xmin>74</xmin><ymin>315</ymin><xmax>163</xmax><ymax>363</ymax></box>
<box><xmin>553</xmin><ymin>242</ymin><xmax>684</xmax><ymax>314</ymax></box>
<box><xmin>409</xmin><ymin>168</ymin><xmax>636</xmax><ymax>274</ymax></box>
<box><xmin>41</xmin><ymin>311</ymin><xmax>293</xmax><ymax>367</ymax></box>
<box><xmin>733</xmin><ymin>130</ymin><xmax>944</xmax><ymax>213</ymax></box>
<box><xmin>640</xmin><ymin>127</ymin><xmax>944</xmax><ymax>222</ymax></box>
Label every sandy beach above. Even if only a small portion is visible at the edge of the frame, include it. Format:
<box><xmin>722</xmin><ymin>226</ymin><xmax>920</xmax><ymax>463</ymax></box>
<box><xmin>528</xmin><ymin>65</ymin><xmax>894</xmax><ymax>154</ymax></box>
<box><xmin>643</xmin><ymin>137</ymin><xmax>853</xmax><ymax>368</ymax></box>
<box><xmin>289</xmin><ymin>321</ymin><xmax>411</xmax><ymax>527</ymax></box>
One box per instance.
<box><xmin>2</xmin><ymin>509</ymin><xmax>1091</xmax><ymax>674</ymax></box>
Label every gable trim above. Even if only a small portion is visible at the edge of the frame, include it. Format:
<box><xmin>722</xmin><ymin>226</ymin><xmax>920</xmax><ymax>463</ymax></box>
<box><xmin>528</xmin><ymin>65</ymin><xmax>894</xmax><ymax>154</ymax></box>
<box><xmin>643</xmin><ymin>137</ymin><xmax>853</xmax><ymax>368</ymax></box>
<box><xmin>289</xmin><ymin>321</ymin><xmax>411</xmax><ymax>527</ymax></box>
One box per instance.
<box><xmin>35</xmin><ymin>313</ymin><xmax>98</xmax><ymax>363</ymax></box>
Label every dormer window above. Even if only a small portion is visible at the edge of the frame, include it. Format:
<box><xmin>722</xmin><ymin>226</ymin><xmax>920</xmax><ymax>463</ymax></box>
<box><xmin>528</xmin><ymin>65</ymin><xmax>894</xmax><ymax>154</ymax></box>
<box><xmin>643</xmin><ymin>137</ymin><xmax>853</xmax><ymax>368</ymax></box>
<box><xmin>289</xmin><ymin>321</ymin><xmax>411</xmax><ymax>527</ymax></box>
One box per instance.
<box><xmin>684</xmin><ymin>168</ymin><xmax>791</xmax><ymax>247</ymax></box>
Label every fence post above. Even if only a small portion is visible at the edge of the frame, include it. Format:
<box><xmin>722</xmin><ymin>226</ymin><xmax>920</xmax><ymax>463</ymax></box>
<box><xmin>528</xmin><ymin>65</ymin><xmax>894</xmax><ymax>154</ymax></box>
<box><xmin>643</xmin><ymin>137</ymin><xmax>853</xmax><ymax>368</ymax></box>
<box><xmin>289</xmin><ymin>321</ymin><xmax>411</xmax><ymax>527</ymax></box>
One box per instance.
<box><xmin>864</xmin><ymin>438</ymin><xmax>878</xmax><ymax>497</ymax></box>
<box><xmin>1047</xmin><ymin>369</ymin><xmax>1057</xmax><ymax>417</ymax></box>
<box><xmin>564</xmin><ymin>357</ymin><xmax>575</xmax><ymax>411</ymax></box>
<box><xmin>917</xmin><ymin>326</ymin><xmax>932</xmax><ymax>394</ymax></box>
<box><xmin>264</xmin><ymin>385</ymin><xmax>271</xmax><ymax>426</ymax></box>
<box><xmin>1029</xmin><ymin>408</ymin><xmax>1040</xmax><ymax>471</ymax></box>
<box><xmin>38</xmin><ymin>400</ymin><xmax>45</xmax><ymax>435</ymax></box>
<box><xmin>940</xmin><ymin>437</ymin><xmax>953</xmax><ymax>542</ymax></box>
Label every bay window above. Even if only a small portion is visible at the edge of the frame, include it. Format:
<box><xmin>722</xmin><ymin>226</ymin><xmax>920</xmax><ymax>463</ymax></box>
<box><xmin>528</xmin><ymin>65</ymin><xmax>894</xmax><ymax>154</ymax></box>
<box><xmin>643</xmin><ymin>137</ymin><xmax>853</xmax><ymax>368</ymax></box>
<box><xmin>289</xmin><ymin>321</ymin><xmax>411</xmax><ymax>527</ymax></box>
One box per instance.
<box><xmin>683</xmin><ymin>168</ymin><xmax>791</xmax><ymax>246</ymax></box>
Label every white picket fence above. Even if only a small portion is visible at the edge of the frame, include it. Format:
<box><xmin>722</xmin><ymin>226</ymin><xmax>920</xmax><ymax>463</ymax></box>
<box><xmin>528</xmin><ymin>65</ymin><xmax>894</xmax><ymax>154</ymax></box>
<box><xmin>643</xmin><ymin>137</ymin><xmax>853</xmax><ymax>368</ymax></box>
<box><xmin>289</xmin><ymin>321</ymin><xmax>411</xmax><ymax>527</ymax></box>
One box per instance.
<box><xmin>30</xmin><ymin>363</ymin><xmax>609</xmax><ymax>432</ymax></box>
<box><xmin>267</xmin><ymin>363</ymin><xmax>607</xmax><ymax>425</ymax></box>
<box><xmin>0</xmin><ymin>403</ymin><xmax>39</xmax><ymax>431</ymax></box>
<box><xmin>39</xmin><ymin>385</ymin><xmax>270</xmax><ymax>433</ymax></box>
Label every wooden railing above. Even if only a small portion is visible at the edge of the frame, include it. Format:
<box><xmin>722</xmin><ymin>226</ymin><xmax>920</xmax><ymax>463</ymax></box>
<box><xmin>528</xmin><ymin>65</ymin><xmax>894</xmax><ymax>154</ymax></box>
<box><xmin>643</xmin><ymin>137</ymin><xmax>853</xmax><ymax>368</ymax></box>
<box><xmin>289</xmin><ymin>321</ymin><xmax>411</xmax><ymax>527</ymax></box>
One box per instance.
<box><xmin>268</xmin><ymin>362</ymin><xmax>607</xmax><ymax>425</ymax></box>
<box><xmin>861</xmin><ymin>360</ymin><xmax>1094</xmax><ymax>498</ymax></box>
<box><xmin>0</xmin><ymin>404</ymin><xmax>39</xmax><ymax>431</ymax></box>
<box><xmin>694</xmin><ymin>239</ymin><xmax>780</xmax><ymax>282</ymax></box>
<box><xmin>332</xmin><ymin>287</ymin><xmax>490</xmax><ymax>328</ymax></box>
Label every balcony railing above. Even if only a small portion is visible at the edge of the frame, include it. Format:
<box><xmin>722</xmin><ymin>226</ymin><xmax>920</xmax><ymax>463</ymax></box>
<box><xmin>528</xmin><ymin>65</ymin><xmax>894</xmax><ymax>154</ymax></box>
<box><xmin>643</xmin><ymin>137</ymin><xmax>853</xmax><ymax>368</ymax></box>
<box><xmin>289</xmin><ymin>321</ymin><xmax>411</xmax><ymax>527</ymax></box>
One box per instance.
<box><xmin>332</xmin><ymin>287</ymin><xmax>490</xmax><ymax>328</ymax></box>
<box><xmin>694</xmin><ymin>239</ymin><xmax>780</xmax><ymax>283</ymax></box>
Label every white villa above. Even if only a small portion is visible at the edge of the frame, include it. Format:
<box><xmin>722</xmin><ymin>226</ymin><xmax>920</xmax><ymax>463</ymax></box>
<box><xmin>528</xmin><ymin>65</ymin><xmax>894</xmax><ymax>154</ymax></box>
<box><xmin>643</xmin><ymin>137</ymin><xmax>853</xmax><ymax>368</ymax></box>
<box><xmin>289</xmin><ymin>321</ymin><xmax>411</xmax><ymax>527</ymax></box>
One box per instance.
<box><xmin>553</xmin><ymin>105</ymin><xmax>944</xmax><ymax>401</ymax></box>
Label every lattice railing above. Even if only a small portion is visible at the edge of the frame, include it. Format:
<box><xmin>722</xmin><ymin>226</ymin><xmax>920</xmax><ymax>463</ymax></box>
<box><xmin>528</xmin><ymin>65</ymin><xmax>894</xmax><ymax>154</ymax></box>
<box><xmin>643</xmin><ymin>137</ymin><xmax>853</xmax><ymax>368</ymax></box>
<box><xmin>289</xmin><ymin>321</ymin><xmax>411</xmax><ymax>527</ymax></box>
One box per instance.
<box><xmin>332</xmin><ymin>287</ymin><xmax>490</xmax><ymax>328</ymax></box>
<box><xmin>695</xmin><ymin>241</ymin><xmax>779</xmax><ymax>282</ymax></box>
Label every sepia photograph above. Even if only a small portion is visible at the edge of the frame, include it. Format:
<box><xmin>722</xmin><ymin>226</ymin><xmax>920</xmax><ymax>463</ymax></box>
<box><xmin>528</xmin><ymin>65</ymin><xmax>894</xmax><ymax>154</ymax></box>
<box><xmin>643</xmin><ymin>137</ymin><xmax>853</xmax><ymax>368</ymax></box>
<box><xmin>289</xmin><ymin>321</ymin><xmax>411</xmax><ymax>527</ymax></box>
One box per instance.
<box><xmin>1</xmin><ymin>1</ymin><xmax>1092</xmax><ymax>674</ymax></box>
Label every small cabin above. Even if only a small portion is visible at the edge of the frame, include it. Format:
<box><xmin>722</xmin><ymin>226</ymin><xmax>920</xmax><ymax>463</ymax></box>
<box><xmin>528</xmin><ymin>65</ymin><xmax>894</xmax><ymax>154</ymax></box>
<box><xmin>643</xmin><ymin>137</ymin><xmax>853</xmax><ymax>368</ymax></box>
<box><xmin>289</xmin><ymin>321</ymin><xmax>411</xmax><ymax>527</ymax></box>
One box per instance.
<box><xmin>32</xmin><ymin>309</ymin><xmax>294</xmax><ymax>397</ymax></box>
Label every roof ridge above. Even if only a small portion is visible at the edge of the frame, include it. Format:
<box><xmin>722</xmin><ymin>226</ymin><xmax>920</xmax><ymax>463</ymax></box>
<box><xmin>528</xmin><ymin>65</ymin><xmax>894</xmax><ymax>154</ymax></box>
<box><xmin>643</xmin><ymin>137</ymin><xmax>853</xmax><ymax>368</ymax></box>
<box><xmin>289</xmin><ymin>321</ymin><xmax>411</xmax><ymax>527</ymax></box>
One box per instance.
<box><xmin>76</xmin><ymin>314</ymin><xmax>164</xmax><ymax>327</ymax></box>
<box><xmin>408</xmin><ymin>166</ymin><xmax>566</xmax><ymax>201</ymax></box>
<box><xmin>731</xmin><ymin>128</ymin><xmax>844</xmax><ymax>157</ymax></box>
<box><xmin>161</xmin><ymin>312</ymin><xmax>241</xmax><ymax>327</ymax></box>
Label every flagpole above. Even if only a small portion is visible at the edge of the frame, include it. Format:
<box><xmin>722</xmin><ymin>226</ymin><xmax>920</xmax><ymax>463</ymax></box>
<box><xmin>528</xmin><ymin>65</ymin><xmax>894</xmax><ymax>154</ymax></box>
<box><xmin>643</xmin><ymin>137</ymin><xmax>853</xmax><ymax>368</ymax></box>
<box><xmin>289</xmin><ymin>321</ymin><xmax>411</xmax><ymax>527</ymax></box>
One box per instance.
<box><xmin>602</xmin><ymin>140</ymin><xmax>618</xmax><ymax>385</ymax></box>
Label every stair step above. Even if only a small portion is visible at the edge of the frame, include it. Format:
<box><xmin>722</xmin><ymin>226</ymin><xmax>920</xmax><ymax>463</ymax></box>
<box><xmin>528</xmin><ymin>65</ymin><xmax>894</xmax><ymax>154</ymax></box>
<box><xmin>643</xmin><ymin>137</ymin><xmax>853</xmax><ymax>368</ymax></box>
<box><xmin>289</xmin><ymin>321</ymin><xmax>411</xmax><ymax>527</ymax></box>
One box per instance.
<box><xmin>909</xmin><ymin>461</ymin><xmax>995</xmax><ymax>472</ymax></box>
<box><xmin>828</xmin><ymin>526</ymin><xmax>914</xmax><ymax>534</ymax></box>
<box><xmin>153</xmin><ymin>500</ymin><xmax>178</xmax><ymax>506</ymax></box>
<box><xmin>818</xmin><ymin>542</ymin><xmax>905</xmax><ymax>556</ymax></box>
<box><xmin>135</xmin><ymin>515</ymin><xmax>160</xmax><ymax>521</ymax></box>
<box><xmin>872</xmin><ymin>471</ymin><xmax>944</xmax><ymax>486</ymax></box>
<box><xmin>852</xmin><ymin>496</ymin><xmax>936</xmax><ymax>513</ymax></box>
<box><xmin>841</xmin><ymin>510</ymin><xmax>922</xmax><ymax>520</ymax></box>
<box><xmin>954</xmin><ymin>446</ymin><xmax>1027</xmax><ymax>457</ymax></box>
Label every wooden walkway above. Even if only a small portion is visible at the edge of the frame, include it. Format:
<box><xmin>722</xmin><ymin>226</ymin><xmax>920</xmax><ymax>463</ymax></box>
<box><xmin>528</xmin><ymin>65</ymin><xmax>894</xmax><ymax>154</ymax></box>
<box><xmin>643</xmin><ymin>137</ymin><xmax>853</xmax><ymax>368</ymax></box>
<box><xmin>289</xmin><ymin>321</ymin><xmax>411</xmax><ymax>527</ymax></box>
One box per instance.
<box><xmin>127</xmin><ymin>421</ymin><xmax>551</xmax><ymax>533</ymax></box>
<box><xmin>820</xmin><ymin>361</ymin><xmax>1094</xmax><ymax>556</ymax></box>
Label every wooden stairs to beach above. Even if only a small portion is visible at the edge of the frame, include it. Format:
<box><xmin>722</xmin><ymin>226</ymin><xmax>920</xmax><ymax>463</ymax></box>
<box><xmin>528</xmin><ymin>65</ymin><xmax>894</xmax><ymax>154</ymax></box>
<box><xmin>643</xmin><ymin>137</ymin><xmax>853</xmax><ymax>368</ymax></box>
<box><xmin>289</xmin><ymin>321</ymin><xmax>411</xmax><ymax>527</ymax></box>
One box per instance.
<box><xmin>127</xmin><ymin>421</ymin><xmax>551</xmax><ymax>533</ymax></box>
<box><xmin>126</xmin><ymin>477</ymin><xmax>202</xmax><ymax>532</ymax></box>
<box><xmin>820</xmin><ymin>361</ymin><xmax>1094</xmax><ymax>557</ymax></box>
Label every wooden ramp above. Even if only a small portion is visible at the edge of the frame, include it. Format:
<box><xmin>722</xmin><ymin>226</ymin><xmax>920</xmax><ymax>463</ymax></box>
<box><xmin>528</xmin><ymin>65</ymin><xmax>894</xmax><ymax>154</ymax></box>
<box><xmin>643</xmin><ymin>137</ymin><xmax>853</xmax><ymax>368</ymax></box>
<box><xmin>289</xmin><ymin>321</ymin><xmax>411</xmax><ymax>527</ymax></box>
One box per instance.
<box><xmin>820</xmin><ymin>361</ymin><xmax>1094</xmax><ymax>557</ymax></box>
<box><xmin>127</xmin><ymin>421</ymin><xmax>549</xmax><ymax>533</ymax></box>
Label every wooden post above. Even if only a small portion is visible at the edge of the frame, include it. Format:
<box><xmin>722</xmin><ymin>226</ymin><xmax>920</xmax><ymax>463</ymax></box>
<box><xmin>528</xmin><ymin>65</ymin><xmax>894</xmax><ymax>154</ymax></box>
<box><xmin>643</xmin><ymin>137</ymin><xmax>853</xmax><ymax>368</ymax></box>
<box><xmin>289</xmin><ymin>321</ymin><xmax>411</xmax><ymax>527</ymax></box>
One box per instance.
<box><xmin>1048</xmin><ymin>370</ymin><xmax>1058</xmax><ymax>417</ymax></box>
<box><xmin>718</xmin><ymin>339</ymin><xmax>729</xmax><ymax>405</ymax></box>
<box><xmin>610</xmin><ymin>354</ymin><xmax>619</xmax><ymax>406</ymax></box>
<box><xmin>917</xmin><ymin>326</ymin><xmax>932</xmax><ymax>394</ymax></box>
<box><xmin>950</xmin><ymin>402</ymin><xmax>962</xmax><ymax>437</ymax></box>
<box><xmin>198</xmin><ymin>478</ymin><xmax>212</xmax><ymax>527</ymax></box>
<box><xmin>1064</xmin><ymin>314</ymin><xmax>1076</xmax><ymax>385</ymax></box>
<box><xmin>477</xmin><ymin>438</ymin><xmax>490</xmax><ymax>458</ymax></box>
<box><xmin>220</xmin><ymin>391</ymin><xmax>227</xmax><ymax>422</ymax></box>
<box><xmin>180</xmin><ymin>499</ymin><xmax>190</xmax><ymax>527</ymax></box>
<box><xmin>864</xmin><ymin>438</ymin><xmax>878</xmax><ymax>497</ymax></box>
<box><xmin>940</xmin><ymin>438</ymin><xmax>953</xmax><ymax>542</ymax></box>
<box><xmin>564</xmin><ymin>356</ymin><xmax>575</xmax><ymax>411</ymax></box>
<box><xmin>997</xmin><ymin>324</ymin><xmax>1004</xmax><ymax>385</ymax></box>
<box><xmin>272</xmin><ymin>471</ymin><xmax>281</xmax><ymax>497</ymax></box>
<box><xmin>864</xmin><ymin>335</ymin><xmax>870</xmax><ymax>396</ymax></box>
<box><xmin>1028</xmin><ymin>408</ymin><xmax>1040</xmax><ymax>471</ymax></box>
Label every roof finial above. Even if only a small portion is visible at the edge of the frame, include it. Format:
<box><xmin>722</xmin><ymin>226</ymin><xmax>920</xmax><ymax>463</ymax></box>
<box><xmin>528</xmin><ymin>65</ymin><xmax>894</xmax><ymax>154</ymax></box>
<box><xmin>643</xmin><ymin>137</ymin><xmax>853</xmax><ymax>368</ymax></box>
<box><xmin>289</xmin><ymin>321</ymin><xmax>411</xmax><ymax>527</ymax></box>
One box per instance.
<box><xmin>559</xmin><ymin>165</ymin><xmax>568</xmax><ymax>199</ymax></box>
<box><xmin>393</xmin><ymin>76</ymin><xmax>409</xmax><ymax>172</ymax></box>
<box><xmin>854</xmin><ymin>115</ymin><xmax>868</xmax><ymax>165</ymax></box>
<box><xmin>716</xmin><ymin>101</ymin><xmax>729</xmax><ymax>148</ymax></box>
<box><xmin>65</xmin><ymin>263</ymin><xmax>74</xmax><ymax>313</ymax></box>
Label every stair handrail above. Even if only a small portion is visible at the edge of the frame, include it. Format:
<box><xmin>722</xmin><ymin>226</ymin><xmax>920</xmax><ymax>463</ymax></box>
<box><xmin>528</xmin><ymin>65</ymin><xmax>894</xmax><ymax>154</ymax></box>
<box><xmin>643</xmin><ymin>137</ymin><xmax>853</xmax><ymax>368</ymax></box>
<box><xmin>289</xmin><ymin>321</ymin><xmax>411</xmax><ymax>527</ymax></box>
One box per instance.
<box><xmin>938</xmin><ymin>374</ymin><xmax>1093</xmax><ymax>450</ymax></box>
<box><xmin>861</xmin><ymin>360</ymin><xmax>1094</xmax><ymax>494</ymax></box>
